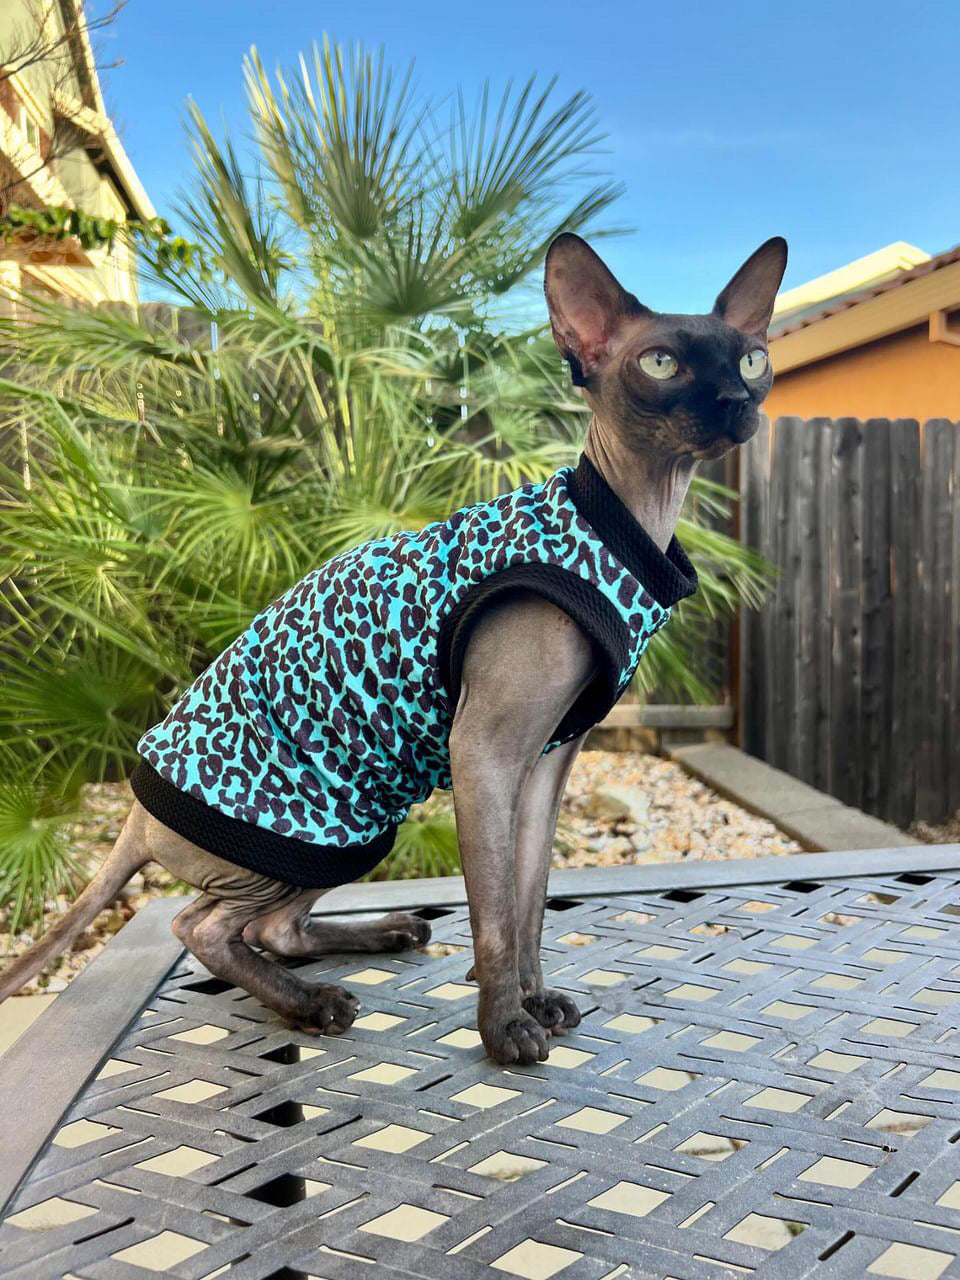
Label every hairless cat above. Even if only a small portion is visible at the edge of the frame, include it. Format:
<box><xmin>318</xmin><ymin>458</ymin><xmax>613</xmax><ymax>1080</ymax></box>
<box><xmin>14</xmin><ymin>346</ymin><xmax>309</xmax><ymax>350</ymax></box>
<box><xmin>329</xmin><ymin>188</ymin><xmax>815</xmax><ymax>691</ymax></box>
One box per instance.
<box><xmin>0</xmin><ymin>232</ymin><xmax>787</xmax><ymax>1066</ymax></box>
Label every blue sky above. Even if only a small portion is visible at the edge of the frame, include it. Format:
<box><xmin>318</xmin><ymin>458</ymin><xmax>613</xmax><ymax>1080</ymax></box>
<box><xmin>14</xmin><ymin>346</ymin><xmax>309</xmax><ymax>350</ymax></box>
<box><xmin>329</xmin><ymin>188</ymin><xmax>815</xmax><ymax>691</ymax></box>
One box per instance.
<box><xmin>98</xmin><ymin>0</ymin><xmax>959</xmax><ymax>313</ymax></box>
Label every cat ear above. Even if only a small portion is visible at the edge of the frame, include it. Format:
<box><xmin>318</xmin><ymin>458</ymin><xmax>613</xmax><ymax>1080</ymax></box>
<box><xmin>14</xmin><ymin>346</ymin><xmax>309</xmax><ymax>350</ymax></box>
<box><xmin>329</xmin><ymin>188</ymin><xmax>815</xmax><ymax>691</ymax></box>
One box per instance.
<box><xmin>713</xmin><ymin>236</ymin><xmax>788</xmax><ymax>334</ymax></box>
<box><xmin>544</xmin><ymin>234</ymin><xmax>646</xmax><ymax>385</ymax></box>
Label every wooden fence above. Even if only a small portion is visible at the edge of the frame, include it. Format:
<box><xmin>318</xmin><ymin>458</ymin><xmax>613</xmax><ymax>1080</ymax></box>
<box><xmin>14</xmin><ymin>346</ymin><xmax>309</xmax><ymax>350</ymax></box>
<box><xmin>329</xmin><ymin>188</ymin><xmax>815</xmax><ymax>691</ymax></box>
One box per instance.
<box><xmin>739</xmin><ymin>416</ymin><xmax>960</xmax><ymax>828</ymax></box>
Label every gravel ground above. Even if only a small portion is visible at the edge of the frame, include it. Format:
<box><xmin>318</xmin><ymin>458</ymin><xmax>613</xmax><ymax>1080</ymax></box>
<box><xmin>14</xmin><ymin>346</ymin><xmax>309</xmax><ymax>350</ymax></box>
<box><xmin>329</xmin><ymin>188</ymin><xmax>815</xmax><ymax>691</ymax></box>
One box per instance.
<box><xmin>4</xmin><ymin>749</ymin><xmax>935</xmax><ymax>997</ymax></box>
<box><xmin>556</xmin><ymin>750</ymin><xmax>800</xmax><ymax>867</ymax></box>
<box><xmin>911</xmin><ymin>812</ymin><xmax>960</xmax><ymax>846</ymax></box>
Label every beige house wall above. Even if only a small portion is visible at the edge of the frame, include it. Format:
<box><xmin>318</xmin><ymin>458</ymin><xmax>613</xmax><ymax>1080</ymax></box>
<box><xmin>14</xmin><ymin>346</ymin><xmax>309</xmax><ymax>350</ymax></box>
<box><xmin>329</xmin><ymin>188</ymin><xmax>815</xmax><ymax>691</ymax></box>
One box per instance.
<box><xmin>0</xmin><ymin>0</ymin><xmax>152</xmax><ymax>306</ymax></box>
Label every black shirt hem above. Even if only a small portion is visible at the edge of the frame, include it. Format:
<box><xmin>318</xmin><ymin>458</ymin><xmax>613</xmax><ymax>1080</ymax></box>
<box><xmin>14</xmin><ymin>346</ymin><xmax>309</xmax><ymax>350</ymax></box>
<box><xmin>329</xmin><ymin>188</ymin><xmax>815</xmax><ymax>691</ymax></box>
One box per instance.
<box><xmin>130</xmin><ymin>761</ymin><xmax>397</xmax><ymax>889</ymax></box>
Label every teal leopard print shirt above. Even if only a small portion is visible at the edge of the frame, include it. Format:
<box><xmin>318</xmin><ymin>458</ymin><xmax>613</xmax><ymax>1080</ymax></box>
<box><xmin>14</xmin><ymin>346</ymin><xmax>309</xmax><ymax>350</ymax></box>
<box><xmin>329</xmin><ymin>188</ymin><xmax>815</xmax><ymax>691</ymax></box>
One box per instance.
<box><xmin>131</xmin><ymin>454</ymin><xmax>697</xmax><ymax>886</ymax></box>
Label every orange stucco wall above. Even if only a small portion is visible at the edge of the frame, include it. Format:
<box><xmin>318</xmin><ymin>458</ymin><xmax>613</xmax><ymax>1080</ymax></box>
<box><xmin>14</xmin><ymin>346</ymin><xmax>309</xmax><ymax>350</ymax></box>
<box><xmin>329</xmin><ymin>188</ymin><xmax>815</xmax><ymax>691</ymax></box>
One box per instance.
<box><xmin>765</xmin><ymin>323</ymin><xmax>960</xmax><ymax>421</ymax></box>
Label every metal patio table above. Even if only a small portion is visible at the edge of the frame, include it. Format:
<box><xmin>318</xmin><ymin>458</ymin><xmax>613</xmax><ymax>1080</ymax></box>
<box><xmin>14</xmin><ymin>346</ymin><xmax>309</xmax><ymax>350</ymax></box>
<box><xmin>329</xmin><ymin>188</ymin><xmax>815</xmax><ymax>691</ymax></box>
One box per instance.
<box><xmin>3</xmin><ymin>845</ymin><xmax>960</xmax><ymax>1279</ymax></box>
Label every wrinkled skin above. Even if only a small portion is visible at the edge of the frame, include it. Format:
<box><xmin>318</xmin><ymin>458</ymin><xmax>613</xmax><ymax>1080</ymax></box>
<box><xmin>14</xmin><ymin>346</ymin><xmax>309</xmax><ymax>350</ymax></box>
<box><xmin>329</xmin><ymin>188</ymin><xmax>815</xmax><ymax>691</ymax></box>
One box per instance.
<box><xmin>0</xmin><ymin>234</ymin><xmax>787</xmax><ymax>1065</ymax></box>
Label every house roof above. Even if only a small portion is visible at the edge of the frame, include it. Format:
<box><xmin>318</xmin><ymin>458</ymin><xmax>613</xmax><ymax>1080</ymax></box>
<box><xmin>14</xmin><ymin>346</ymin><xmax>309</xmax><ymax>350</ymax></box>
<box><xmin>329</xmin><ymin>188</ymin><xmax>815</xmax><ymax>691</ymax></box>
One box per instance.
<box><xmin>772</xmin><ymin>241</ymin><xmax>930</xmax><ymax>325</ymax></box>
<box><xmin>771</xmin><ymin>242</ymin><xmax>960</xmax><ymax>339</ymax></box>
<box><xmin>768</xmin><ymin>241</ymin><xmax>960</xmax><ymax>375</ymax></box>
<box><xmin>56</xmin><ymin>0</ymin><xmax>155</xmax><ymax>222</ymax></box>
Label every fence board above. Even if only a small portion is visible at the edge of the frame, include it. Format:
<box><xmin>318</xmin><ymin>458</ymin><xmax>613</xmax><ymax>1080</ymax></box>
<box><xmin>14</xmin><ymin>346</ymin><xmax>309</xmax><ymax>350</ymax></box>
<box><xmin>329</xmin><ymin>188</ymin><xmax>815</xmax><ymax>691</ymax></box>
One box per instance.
<box><xmin>860</xmin><ymin>420</ymin><xmax>893</xmax><ymax>817</ymax></box>
<box><xmin>814</xmin><ymin>422</ymin><xmax>835</xmax><ymax>794</ymax></box>
<box><xmin>935</xmin><ymin>420</ymin><xmax>956</xmax><ymax>820</ymax></box>
<box><xmin>794</xmin><ymin>419</ymin><xmax>827</xmax><ymax>789</ymax></box>
<box><xmin>918</xmin><ymin>420</ymin><xmax>955</xmax><ymax>820</ymax></box>
<box><xmin>771</xmin><ymin>418</ymin><xmax>802</xmax><ymax>775</ymax></box>
<box><xmin>829</xmin><ymin>418</ymin><xmax>864</xmax><ymax>807</ymax></box>
<box><xmin>739</xmin><ymin>416</ymin><xmax>770</xmax><ymax>758</ymax></box>
<box><xmin>952</xmin><ymin>429</ymin><xmax>960</xmax><ymax>818</ymax></box>
<box><xmin>888</xmin><ymin>420</ymin><xmax>921</xmax><ymax>829</ymax></box>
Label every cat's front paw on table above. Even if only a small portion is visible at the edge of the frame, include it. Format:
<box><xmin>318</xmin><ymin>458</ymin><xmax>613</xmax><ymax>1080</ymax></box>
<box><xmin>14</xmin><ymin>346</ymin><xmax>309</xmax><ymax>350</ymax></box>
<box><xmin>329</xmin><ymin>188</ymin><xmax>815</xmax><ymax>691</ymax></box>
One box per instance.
<box><xmin>479</xmin><ymin>1005</ymin><xmax>551</xmax><ymax>1065</ymax></box>
<box><xmin>523</xmin><ymin>989</ymin><xmax>581</xmax><ymax>1033</ymax></box>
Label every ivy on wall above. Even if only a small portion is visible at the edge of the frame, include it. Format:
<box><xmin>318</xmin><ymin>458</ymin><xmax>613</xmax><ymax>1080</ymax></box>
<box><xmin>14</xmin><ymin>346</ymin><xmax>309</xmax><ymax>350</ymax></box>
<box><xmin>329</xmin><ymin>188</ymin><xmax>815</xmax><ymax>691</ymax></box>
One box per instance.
<box><xmin>0</xmin><ymin>204</ymin><xmax>204</xmax><ymax>272</ymax></box>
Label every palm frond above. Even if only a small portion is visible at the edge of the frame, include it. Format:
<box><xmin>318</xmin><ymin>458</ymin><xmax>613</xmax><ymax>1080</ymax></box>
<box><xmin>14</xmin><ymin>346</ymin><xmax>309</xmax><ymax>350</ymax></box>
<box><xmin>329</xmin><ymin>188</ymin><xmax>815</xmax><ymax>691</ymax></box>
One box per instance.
<box><xmin>0</xmin><ymin>772</ymin><xmax>84</xmax><ymax>934</ymax></box>
<box><xmin>246</xmin><ymin>38</ymin><xmax>423</xmax><ymax>244</ymax></box>
<box><xmin>182</xmin><ymin>104</ymin><xmax>292</xmax><ymax>306</ymax></box>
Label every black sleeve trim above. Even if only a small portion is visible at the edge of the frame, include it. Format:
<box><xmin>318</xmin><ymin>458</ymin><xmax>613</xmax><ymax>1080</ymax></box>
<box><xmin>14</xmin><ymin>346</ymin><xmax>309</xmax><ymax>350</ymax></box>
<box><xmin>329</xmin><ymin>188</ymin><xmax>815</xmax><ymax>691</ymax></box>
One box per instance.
<box><xmin>436</xmin><ymin>563</ymin><xmax>631</xmax><ymax>745</ymax></box>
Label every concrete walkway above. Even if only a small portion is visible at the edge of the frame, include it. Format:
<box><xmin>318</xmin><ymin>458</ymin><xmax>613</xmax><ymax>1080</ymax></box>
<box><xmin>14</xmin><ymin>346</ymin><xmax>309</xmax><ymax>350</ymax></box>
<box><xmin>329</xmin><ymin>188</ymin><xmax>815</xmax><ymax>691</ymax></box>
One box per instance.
<box><xmin>0</xmin><ymin>994</ymin><xmax>56</xmax><ymax>1057</ymax></box>
<box><xmin>669</xmin><ymin>743</ymin><xmax>920</xmax><ymax>852</ymax></box>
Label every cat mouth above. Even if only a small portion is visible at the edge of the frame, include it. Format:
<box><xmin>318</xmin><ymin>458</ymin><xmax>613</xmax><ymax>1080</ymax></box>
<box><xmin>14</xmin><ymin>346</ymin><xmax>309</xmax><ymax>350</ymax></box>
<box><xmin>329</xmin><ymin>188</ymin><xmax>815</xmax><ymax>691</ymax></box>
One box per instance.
<box><xmin>714</xmin><ymin>412</ymin><xmax>759</xmax><ymax>446</ymax></box>
<box><xmin>694</xmin><ymin>416</ymin><xmax>758</xmax><ymax>458</ymax></box>
<box><xmin>724</xmin><ymin>421</ymin><xmax>758</xmax><ymax>444</ymax></box>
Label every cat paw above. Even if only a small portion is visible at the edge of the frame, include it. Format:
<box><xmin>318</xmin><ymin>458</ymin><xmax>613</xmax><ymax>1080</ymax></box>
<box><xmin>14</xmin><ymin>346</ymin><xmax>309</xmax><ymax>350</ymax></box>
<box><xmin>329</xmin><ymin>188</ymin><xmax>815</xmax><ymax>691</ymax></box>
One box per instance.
<box><xmin>372</xmin><ymin>912</ymin><xmax>431</xmax><ymax>951</ymax></box>
<box><xmin>523</xmin><ymin>989</ymin><xmax>581</xmax><ymax>1034</ymax></box>
<box><xmin>291</xmin><ymin>983</ymin><xmax>359</xmax><ymax>1035</ymax></box>
<box><xmin>479</xmin><ymin>1007</ymin><xmax>550</xmax><ymax>1066</ymax></box>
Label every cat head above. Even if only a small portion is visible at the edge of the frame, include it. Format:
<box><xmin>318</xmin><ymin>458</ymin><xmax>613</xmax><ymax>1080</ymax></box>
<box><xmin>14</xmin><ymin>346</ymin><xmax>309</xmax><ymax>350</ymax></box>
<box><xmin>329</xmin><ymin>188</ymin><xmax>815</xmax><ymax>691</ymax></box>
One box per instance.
<box><xmin>544</xmin><ymin>233</ymin><xmax>788</xmax><ymax>459</ymax></box>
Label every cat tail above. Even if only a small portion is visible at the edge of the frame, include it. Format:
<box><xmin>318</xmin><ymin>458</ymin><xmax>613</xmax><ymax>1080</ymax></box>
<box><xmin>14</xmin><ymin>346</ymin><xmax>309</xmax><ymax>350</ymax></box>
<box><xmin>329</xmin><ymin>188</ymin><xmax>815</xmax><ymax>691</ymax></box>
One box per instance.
<box><xmin>0</xmin><ymin>817</ymin><xmax>150</xmax><ymax>1003</ymax></box>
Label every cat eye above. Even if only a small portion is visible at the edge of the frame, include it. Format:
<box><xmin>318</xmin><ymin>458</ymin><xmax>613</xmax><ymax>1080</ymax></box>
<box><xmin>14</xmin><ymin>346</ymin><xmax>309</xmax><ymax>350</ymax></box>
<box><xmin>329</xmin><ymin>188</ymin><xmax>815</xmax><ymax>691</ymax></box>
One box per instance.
<box><xmin>638</xmin><ymin>350</ymin><xmax>679</xmax><ymax>380</ymax></box>
<box><xmin>739</xmin><ymin>348</ymin><xmax>769</xmax><ymax>380</ymax></box>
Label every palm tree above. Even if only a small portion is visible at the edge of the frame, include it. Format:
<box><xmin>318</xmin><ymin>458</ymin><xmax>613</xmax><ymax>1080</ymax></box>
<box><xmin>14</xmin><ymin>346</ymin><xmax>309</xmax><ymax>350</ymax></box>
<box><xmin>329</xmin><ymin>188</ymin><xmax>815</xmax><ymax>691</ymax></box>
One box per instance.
<box><xmin>0</xmin><ymin>39</ymin><xmax>768</xmax><ymax>929</ymax></box>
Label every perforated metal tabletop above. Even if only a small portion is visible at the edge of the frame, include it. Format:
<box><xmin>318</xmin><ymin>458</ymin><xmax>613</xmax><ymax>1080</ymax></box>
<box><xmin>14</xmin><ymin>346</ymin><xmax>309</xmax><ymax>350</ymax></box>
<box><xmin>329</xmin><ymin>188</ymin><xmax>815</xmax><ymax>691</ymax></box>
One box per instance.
<box><xmin>3</xmin><ymin>847</ymin><xmax>960</xmax><ymax>1279</ymax></box>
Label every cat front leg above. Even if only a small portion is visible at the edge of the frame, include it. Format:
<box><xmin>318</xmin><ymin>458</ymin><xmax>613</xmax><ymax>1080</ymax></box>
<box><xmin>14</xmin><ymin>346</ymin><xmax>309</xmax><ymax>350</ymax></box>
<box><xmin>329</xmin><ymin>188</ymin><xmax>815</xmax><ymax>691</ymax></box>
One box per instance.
<box><xmin>514</xmin><ymin>733</ymin><xmax>587</xmax><ymax>1033</ymax></box>
<box><xmin>449</xmin><ymin>594</ymin><xmax>595</xmax><ymax>1065</ymax></box>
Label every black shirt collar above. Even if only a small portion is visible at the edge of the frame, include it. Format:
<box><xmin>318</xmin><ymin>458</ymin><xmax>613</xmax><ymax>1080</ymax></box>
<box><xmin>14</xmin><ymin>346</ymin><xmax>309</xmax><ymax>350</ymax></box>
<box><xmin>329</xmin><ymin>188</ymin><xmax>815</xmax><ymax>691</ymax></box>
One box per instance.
<box><xmin>565</xmin><ymin>453</ymin><xmax>698</xmax><ymax>608</ymax></box>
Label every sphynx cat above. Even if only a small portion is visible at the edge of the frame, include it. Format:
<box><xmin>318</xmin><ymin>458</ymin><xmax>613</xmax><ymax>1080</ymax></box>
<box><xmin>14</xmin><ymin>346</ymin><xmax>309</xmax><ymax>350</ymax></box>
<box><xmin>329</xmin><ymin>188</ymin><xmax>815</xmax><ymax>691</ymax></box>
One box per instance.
<box><xmin>0</xmin><ymin>233</ymin><xmax>787</xmax><ymax>1066</ymax></box>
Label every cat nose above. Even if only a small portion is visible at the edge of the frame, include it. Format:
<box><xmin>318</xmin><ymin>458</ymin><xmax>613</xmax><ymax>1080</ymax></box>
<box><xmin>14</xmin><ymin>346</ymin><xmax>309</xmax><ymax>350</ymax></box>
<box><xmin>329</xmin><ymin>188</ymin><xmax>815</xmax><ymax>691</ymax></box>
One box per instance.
<box><xmin>716</xmin><ymin>384</ymin><xmax>750</xmax><ymax>404</ymax></box>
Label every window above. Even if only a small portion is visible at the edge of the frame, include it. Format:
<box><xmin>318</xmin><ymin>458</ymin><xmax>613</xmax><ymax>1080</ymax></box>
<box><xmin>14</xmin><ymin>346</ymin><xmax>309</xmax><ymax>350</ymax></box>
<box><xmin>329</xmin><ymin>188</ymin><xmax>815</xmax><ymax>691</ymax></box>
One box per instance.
<box><xmin>19</xmin><ymin>106</ymin><xmax>40</xmax><ymax>151</ymax></box>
